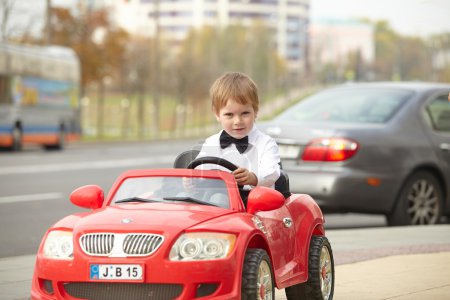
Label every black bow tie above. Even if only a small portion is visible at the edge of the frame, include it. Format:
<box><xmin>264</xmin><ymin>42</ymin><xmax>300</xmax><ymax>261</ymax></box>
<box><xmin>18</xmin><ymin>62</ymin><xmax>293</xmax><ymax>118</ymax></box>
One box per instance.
<box><xmin>220</xmin><ymin>131</ymin><xmax>249</xmax><ymax>154</ymax></box>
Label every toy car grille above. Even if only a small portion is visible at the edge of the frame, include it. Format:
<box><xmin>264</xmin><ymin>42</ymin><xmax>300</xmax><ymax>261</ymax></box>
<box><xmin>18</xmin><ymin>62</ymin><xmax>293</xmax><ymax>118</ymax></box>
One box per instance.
<box><xmin>123</xmin><ymin>234</ymin><xmax>164</xmax><ymax>255</ymax></box>
<box><xmin>79</xmin><ymin>233</ymin><xmax>164</xmax><ymax>257</ymax></box>
<box><xmin>64</xmin><ymin>282</ymin><xmax>183</xmax><ymax>300</ymax></box>
<box><xmin>80</xmin><ymin>234</ymin><xmax>114</xmax><ymax>255</ymax></box>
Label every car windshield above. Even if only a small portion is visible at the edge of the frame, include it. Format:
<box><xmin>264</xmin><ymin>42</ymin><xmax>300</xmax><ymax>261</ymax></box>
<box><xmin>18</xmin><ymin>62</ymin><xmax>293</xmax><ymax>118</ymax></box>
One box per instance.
<box><xmin>275</xmin><ymin>87</ymin><xmax>413</xmax><ymax>124</ymax></box>
<box><xmin>111</xmin><ymin>176</ymin><xmax>230</xmax><ymax>208</ymax></box>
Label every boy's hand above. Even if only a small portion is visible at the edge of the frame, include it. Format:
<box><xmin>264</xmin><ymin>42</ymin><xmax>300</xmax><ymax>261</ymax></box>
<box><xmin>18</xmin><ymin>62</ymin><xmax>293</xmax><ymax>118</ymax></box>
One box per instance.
<box><xmin>232</xmin><ymin>168</ymin><xmax>258</xmax><ymax>186</ymax></box>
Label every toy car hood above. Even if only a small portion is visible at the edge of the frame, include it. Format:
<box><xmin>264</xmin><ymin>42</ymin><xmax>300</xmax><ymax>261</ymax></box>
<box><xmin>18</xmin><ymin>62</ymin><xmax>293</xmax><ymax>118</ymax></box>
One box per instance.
<box><xmin>53</xmin><ymin>202</ymin><xmax>235</xmax><ymax>236</ymax></box>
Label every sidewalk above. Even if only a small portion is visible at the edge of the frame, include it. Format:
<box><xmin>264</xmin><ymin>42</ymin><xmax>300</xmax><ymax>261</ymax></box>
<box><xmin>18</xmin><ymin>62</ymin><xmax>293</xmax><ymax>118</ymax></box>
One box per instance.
<box><xmin>274</xmin><ymin>224</ymin><xmax>450</xmax><ymax>300</ymax></box>
<box><xmin>1</xmin><ymin>225</ymin><xmax>450</xmax><ymax>300</ymax></box>
<box><xmin>333</xmin><ymin>251</ymin><xmax>450</xmax><ymax>300</ymax></box>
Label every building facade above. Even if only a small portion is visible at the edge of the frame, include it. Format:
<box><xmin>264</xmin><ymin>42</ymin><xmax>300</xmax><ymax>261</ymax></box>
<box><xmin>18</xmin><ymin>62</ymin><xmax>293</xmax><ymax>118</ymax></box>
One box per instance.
<box><xmin>309</xmin><ymin>19</ymin><xmax>374</xmax><ymax>80</ymax></box>
<box><xmin>110</xmin><ymin>0</ymin><xmax>310</xmax><ymax>73</ymax></box>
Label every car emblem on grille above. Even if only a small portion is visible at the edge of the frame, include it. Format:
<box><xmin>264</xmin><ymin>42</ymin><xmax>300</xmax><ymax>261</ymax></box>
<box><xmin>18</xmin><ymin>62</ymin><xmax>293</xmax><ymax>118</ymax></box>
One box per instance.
<box><xmin>121</xmin><ymin>218</ymin><xmax>133</xmax><ymax>224</ymax></box>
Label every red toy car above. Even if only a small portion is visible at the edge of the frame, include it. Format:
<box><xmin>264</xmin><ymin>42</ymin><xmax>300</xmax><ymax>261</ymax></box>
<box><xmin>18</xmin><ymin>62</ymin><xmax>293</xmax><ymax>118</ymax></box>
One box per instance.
<box><xmin>31</xmin><ymin>155</ymin><xmax>335</xmax><ymax>300</ymax></box>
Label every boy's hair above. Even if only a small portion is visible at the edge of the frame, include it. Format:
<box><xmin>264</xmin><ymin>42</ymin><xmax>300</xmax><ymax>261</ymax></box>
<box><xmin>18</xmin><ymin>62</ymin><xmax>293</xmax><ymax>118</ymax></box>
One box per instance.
<box><xmin>210</xmin><ymin>72</ymin><xmax>259</xmax><ymax>115</ymax></box>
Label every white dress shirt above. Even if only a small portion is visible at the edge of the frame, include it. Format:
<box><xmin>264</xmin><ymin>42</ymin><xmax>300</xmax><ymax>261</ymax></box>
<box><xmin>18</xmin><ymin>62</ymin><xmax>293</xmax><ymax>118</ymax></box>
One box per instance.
<box><xmin>196</xmin><ymin>126</ymin><xmax>280</xmax><ymax>189</ymax></box>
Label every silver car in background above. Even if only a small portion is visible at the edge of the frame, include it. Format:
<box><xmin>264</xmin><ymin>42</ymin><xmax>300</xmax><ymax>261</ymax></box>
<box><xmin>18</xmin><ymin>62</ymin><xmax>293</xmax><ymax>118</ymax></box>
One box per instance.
<box><xmin>261</xmin><ymin>82</ymin><xmax>450</xmax><ymax>226</ymax></box>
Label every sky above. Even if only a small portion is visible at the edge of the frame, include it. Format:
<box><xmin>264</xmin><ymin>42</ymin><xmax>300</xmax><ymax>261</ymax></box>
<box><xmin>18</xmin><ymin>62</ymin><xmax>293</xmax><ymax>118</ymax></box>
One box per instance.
<box><xmin>310</xmin><ymin>0</ymin><xmax>450</xmax><ymax>37</ymax></box>
<box><xmin>5</xmin><ymin>0</ymin><xmax>450</xmax><ymax>38</ymax></box>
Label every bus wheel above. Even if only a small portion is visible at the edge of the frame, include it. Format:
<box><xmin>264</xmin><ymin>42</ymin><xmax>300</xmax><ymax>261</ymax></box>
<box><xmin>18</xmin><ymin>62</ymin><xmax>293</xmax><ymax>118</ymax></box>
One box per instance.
<box><xmin>11</xmin><ymin>126</ymin><xmax>22</xmax><ymax>151</ymax></box>
<box><xmin>45</xmin><ymin>127</ymin><xmax>65</xmax><ymax>151</ymax></box>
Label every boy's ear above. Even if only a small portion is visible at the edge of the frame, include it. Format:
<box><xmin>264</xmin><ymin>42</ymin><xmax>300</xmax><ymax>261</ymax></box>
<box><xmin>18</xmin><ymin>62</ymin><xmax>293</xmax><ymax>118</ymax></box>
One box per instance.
<box><xmin>215</xmin><ymin>113</ymin><xmax>220</xmax><ymax>122</ymax></box>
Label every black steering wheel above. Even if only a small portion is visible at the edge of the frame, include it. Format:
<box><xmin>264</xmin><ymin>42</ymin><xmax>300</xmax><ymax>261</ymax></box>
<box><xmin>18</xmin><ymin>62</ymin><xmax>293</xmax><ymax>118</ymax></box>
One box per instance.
<box><xmin>187</xmin><ymin>156</ymin><xmax>238</xmax><ymax>172</ymax></box>
<box><xmin>187</xmin><ymin>156</ymin><xmax>244</xmax><ymax>189</ymax></box>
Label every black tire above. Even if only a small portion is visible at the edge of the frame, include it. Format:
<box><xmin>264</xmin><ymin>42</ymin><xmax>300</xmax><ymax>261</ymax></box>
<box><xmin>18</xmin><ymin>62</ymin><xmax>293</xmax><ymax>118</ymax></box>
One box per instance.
<box><xmin>44</xmin><ymin>126</ymin><xmax>65</xmax><ymax>151</ymax></box>
<box><xmin>10</xmin><ymin>126</ymin><xmax>22</xmax><ymax>151</ymax></box>
<box><xmin>387</xmin><ymin>171</ymin><xmax>443</xmax><ymax>226</ymax></box>
<box><xmin>241</xmin><ymin>249</ymin><xmax>274</xmax><ymax>300</ymax></box>
<box><xmin>285</xmin><ymin>236</ymin><xmax>334</xmax><ymax>300</ymax></box>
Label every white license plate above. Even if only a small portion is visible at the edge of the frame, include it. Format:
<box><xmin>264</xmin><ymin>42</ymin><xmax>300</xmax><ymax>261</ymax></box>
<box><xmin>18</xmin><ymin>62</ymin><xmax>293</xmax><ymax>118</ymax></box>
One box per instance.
<box><xmin>279</xmin><ymin>144</ymin><xmax>301</xmax><ymax>159</ymax></box>
<box><xmin>90</xmin><ymin>264</ymin><xmax>143</xmax><ymax>281</ymax></box>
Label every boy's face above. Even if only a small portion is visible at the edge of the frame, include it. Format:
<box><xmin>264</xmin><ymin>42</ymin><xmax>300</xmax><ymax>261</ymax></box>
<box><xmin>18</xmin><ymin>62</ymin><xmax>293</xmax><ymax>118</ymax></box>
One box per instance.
<box><xmin>215</xmin><ymin>99</ymin><xmax>256</xmax><ymax>139</ymax></box>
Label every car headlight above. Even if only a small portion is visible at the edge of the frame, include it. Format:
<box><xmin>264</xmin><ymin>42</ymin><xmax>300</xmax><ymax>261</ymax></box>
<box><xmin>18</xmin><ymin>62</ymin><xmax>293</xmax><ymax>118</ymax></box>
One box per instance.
<box><xmin>43</xmin><ymin>230</ymin><xmax>74</xmax><ymax>260</ymax></box>
<box><xmin>169</xmin><ymin>232</ymin><xmax>236</xmax><ymax>261</ymax></box>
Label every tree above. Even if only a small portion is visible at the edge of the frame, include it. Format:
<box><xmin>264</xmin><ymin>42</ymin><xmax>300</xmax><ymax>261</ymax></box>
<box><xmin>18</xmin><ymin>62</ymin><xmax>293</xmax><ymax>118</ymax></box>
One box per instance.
<box><xmin>373</xmin><ymin>20</ymin><xmax>435</xmax><ymax>81</ymax></box>
<box><xmin>429</xmin><ymin>33</ymin><xmax>450</xmax><ymax>82</ymax></box>
<box><xmin>122</xmin><ymin>37</ymin><xmax>152</xmax><ymax>138</ymax></box>
<box><xmin>0</xmin><ymin>0</ymin><xmax>14</xmax><ymax>41</ymax></box>
<box><xmin>49</xmin><ymin>7</ymin><xmax>129</xmax><ymax>96</ymax></box>
<box><xmin>373</xmin><ymin>21</ymin><xmax>399</xmax><ymax>80</ymax></box>
<box><xmin>396</xmin><ymin>36</ymin><xmax>432</xmax><ymax>80</ymax></box>
<box><xmin>1</xmin><ymin>0</ymin><xmax>39</xmax><ymax>43</ymax></box>
<box><xmin>45</xmin><ymin>6</ymin><xmax>130</xmax><ymax>139</ymax></box>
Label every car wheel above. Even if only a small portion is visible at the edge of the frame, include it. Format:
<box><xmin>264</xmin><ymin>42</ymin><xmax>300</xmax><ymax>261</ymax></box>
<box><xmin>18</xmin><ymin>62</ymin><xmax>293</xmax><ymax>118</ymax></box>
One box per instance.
<box><xmin>285</xmin><ymin>236</ymin><xmax>334</xmax><ymax>300</ymax></box>
<box><xmin>387</xmin><ymin>171</ymin><xmax>443</xmax><ymax>226</ymax></box>
<box><xmin>241</xmin><ymin>249</ymin><xmax>274</xmax><ymax>300</ymax></box>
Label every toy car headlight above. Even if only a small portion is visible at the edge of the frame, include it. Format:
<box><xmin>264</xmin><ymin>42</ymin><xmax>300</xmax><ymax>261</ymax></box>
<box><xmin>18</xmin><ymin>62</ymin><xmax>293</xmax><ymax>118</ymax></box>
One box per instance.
<box><xmin>169</xmin><ymin>232</ymin><xmax>236</xmax><ymax>261</ymax></box>
<box><xmin>43</xmin><ymin>230</ymin><xmax>74</xmax><ymax>260</ymax></box>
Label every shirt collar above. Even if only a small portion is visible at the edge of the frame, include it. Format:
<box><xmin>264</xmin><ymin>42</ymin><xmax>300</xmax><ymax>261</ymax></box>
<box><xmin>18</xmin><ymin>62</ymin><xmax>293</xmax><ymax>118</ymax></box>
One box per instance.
<box><xmin>248</xmin><ymin>125</ymin><xmax>258</xmax><ymax>145</ymax></box>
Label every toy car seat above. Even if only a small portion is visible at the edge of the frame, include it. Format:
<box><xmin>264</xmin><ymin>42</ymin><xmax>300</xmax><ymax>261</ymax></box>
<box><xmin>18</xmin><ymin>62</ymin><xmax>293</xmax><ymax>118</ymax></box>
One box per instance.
<box><xmin>173</xmin><ymin>149</ymin><xmax>201</xmax><ymax>169</ymax></box>
<box><xmin>276</xmin><ymin>169</ymin><xmax>291</xmax><ymax>199</ymax></box>
<box><xmin>173</xmin><ymin>150</ymin><xmax>291</xmax><ymax>198</ymax></box>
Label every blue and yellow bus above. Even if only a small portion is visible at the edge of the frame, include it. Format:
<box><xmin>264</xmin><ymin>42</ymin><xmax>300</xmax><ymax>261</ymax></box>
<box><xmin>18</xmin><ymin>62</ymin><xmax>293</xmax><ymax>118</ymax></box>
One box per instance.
<box><xmin>0</xmin><ymin>43</ymin><xmax>80</xmax><ymax>150</ymax></box>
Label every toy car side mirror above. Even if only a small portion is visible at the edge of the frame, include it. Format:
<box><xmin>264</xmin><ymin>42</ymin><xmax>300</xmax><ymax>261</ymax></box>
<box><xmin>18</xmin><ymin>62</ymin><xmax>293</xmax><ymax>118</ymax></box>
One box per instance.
<box><xmin>246</xmin><ymin>186</ymin><xmax>285</xmax><ymax>214</ymax></box>
<box><xmin>70</xmin><ymin>185</ymin><xmax>104</xmax><ymax>209</ymax></box>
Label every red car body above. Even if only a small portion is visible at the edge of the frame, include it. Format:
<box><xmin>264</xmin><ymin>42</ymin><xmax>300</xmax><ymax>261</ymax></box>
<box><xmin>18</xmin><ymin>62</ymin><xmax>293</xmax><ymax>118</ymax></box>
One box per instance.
<box><xmin>31</xmin><ymin>168</ymin><xmax>327</xmax><ymax>300</ymax></box>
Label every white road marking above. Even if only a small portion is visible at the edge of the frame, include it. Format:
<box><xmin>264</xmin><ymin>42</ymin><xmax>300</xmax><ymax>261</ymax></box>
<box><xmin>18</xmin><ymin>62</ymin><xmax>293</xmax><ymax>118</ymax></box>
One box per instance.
<box><xmin>0</xmin><ymin>156</ymin><xmax>175</xmax><ymax>175</ymax></box>
<box><xmin>0</xmin><ymin>192</ymin><xmax>64</xmax><ymax>204</ymax></box>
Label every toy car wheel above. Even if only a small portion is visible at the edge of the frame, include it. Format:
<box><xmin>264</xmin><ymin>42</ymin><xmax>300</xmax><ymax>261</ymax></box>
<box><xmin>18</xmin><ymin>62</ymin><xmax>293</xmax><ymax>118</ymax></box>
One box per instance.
<box><xmin>241</xmin><ymin>249</ymin><xmax>274</xmax><ymax>300</ymax></box>
<box><xmin>285</xmin><ymin>236</ymin><xmax>334</xmax><ymax>300</ymax></box>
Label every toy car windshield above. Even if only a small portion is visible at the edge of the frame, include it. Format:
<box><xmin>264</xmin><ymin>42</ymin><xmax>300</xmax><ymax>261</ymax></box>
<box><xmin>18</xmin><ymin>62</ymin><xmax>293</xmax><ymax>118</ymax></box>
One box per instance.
<box><xmin>111</xmin><ymin>176</ymin><xmax>230</xmax><ymax>209</ymax></box>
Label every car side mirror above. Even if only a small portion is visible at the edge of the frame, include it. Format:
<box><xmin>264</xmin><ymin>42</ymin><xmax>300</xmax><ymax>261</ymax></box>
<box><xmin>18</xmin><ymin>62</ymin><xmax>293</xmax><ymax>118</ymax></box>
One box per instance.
<box><xmin>246</xmin><ymin>186</ymin><xmax>285</xmax><ymax>214</ymax></box>
<box><xmin>70</xmin><ymin>185</ymin><xmax>104</xmax><ymax>209</ymax></box>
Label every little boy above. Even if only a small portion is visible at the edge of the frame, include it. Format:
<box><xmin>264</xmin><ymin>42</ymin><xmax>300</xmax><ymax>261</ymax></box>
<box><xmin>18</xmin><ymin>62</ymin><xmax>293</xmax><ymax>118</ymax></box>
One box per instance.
<box><xmin>195</xmin><ymin>72</ymin><xmax>280</xmax><ymax>192</ymax></box>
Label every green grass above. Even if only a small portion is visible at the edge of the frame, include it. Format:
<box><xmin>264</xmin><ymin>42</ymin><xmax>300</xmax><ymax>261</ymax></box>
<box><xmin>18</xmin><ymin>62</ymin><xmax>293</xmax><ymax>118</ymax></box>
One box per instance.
<box><xmin>80</xmin><ymin>87</ymin><xmax>317</xmax><ymax>141</ymax></box>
